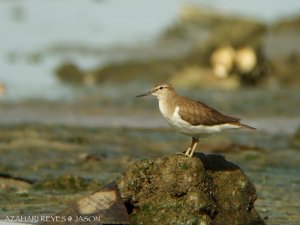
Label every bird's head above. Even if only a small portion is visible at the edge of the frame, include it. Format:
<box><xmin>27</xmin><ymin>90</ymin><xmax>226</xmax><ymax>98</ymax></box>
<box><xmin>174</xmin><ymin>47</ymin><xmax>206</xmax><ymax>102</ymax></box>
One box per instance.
<box><xmin>136</xmin><ymin>84</ymin><xmax>176</xmax><ymax>99</ymax></box>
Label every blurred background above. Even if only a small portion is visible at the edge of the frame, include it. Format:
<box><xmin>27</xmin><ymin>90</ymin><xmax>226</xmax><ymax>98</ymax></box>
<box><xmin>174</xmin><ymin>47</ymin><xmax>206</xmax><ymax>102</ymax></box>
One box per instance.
<box><xmin>0</xmin><ymin>0</ymin><xmax>300</xmax><ymax>224</ymax></box>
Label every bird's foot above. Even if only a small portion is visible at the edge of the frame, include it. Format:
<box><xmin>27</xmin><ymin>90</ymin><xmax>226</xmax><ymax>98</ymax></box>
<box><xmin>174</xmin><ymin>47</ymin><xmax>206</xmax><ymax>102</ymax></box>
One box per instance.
<box><xmin>186</xmin><ymin>152</ymin><xmax>194</xmax><ymax>158</ymax></box>
<box><xmin>176</xmin><ymin>151</ymin><xmax>186</xmax><ymax>156</ymax></box>
<box><xmin>176</xmin><ymin>151</ymin><xmax>194</xmax><ymax>158</ymax></box>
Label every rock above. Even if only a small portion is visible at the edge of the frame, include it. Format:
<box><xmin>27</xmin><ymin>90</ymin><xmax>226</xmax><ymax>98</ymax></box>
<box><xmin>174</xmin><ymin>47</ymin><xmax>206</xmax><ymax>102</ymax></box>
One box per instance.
<box><xmin>39</xmin><ymin>182</ymin><xmax>131</xmax><ymax>225</ymax></box>
<box><xmin>55</xmin><ymin>62</ymin><xmax>85</xmax><ymax>84</ymax></box>
<box><xmin>209</xmin><ymin>45</ymin><xmax>265</xmax><ymax>85</ymax></box>
<box><xmin>117</xmin><ymin>153</ymin><xmax>265</xmax><ymax>225</ymax></box>
<box><xmin>163</xmin><ymin>4</ymin><xmax>269</xmax><ymax>86</ymax></box>
<box><xmin>53</xmin><ymin>5</ymin><xmax>275</xmax><ymax>88</ymax></box>
<box><xmin>91</xmin><ymin>59</ymin><xmax>182</xmax><ymax>84</ymax></box>
<box><xmin>272</xmin><ymin>15</ymin><xmax>300</xmax><ymax>32</ymax></box>
<box><xmin>235</xmin><ymin>47</ymin><xmax>257</xmax><ymax>74</ymax></box>
<box><xmin>169</xmin><ymin>66</ymin><xmax>240</xmax><ymax>90</ymax></box>
<box><xmin>210</xmin><ymin>46</ymin><xmax>236</xmax><ymax>78</ymax></box>
<box><xmin>53</xmin><ymin>5</ymin><xmax>270</xmax><ymax>88</ymax></box>
<box><xmin>55</xmin><ymin>59</ymin><xmax>183</xmax><ymax>86</ymax></box>
<box><xmin>269</xmin><ymin>55</ymin><xmax>300</xmax><ymax>87</ymax></box>
<box><xmin>164</xmin><ymin>4</ymin><xmax>267</xmax><ymax>47</ymax></box>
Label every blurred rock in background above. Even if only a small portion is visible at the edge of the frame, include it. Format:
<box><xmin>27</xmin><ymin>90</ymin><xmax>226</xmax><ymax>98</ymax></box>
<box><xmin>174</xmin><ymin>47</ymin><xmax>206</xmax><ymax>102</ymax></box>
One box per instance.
<box><xmin>54</xmin><ymin>5</ymin><xmax>300</xmax><ymax>90</ymax></box>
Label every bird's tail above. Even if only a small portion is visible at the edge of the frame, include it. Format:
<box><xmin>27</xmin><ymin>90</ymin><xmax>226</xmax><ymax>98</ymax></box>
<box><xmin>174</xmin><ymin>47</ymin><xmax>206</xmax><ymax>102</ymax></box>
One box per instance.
<box><xmin>239</xmin><ymin>123</ymin><xmax>256</xmax><ymax>130</ymax></box>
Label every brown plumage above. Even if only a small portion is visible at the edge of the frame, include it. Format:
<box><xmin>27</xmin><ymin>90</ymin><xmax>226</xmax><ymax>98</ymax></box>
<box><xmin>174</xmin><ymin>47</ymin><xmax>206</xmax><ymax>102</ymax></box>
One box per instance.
<box><xmin>178</xmin><ymin>97</ymin><xmax>239</xmax><ymax>126</ymax></box>
<box><xmin>178</xmin><ymin>96</ymin><xmax>256</xmax><ymax>129</ymax></box>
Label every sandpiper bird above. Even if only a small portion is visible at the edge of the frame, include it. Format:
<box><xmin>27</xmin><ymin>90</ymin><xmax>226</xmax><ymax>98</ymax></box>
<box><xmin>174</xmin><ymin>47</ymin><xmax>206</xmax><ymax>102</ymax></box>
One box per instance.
<box><xmin>137</xmin><ymin>84</ymin><xmax>256</xmax><ymax>158</ymax></box>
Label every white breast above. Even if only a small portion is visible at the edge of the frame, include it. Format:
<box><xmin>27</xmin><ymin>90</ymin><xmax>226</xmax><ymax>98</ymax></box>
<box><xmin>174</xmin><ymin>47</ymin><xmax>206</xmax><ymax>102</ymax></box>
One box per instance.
<box><xmin>162</xmin><ymin>106</ymin><xmax>241</xmax><ymax>137</ymax></box>
<box><xmin>158</xmin><ymin>100</ymin><xmax>169</xmax><ymax>117</ymax></box>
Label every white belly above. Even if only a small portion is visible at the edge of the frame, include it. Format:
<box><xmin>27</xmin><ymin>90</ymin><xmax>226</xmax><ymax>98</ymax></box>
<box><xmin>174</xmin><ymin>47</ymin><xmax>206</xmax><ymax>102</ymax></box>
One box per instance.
<box><xmin>160</xmin><ymin>105</ymin><xmax>241</xmax><ymax>137</ymax></box>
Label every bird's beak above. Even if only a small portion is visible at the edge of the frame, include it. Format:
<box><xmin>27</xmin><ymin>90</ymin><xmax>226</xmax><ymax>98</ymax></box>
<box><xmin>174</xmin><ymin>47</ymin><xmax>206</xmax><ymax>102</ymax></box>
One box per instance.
<box><xmin>136</xmin><ymin>91</ymin><xmax>152</xmax><ymax>98</ymax></box>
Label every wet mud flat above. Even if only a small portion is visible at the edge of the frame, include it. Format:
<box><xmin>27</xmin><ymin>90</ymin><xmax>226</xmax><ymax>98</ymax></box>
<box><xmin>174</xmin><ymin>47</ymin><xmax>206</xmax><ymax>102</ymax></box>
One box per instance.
<box><xmin>0</xmin><ymin>124</ymin><xmax>299</xmax><ymax>224</ymax></box>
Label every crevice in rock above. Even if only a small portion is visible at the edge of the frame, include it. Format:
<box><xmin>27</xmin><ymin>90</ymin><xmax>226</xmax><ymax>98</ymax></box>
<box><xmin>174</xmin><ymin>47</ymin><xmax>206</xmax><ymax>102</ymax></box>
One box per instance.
<box><xmin>124</xmin><ymin>201</ymin><xmax>136</xmax><ymax>215</ymax></box>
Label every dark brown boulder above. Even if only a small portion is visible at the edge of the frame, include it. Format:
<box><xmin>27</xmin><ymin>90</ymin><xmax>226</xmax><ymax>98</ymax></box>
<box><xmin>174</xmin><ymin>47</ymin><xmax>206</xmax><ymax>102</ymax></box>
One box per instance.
<box><xmin>117</xmin><ymin>153</ymin><xmax>265</xmax><ymax>225</ymax></box>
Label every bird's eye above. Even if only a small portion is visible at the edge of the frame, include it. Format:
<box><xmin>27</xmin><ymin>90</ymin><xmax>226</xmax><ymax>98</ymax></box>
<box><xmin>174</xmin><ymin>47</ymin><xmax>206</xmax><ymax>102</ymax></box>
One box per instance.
<box><xmin>159</xmin><ymin>86</ymin><xmax>164</xmax><ymax>90</ymax></box>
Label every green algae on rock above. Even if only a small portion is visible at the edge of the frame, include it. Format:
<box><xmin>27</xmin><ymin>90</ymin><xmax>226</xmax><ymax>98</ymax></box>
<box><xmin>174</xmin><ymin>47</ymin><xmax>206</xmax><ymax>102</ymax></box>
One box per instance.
<box><xmin>117</xmin><ymin>154</ymin><xmax>265</xmax><ymax>225</ymax></box>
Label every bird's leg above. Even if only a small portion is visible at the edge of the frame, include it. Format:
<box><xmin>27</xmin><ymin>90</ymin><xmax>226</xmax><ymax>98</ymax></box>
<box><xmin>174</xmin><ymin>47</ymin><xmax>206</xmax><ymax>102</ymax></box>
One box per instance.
<box><xmin>186</xmin><ymin>137</ymin><xmax>199</xmax><ymax>158</ymax></box>
<box><xmin>184</xmin><ymin>137</ymin><xmax>195</xmax><ymax>156</ymax></box>
<box><xmin>184</xmin><ymin>141</ymin><xmax>193</xmax><ymax>156</ymax></box>
<box><xmin>176</xmin><ymin>138</ymin><xmax>194</xmax><ymax>155</ymax></box>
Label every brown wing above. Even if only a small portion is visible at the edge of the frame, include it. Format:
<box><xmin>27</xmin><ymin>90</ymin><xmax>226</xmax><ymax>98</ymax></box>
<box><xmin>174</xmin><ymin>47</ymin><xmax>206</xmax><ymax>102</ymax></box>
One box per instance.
<box><xmin>178</xmin><ymin>97</ymin><xmax>240</xmax><ymax>126</ymax></box>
